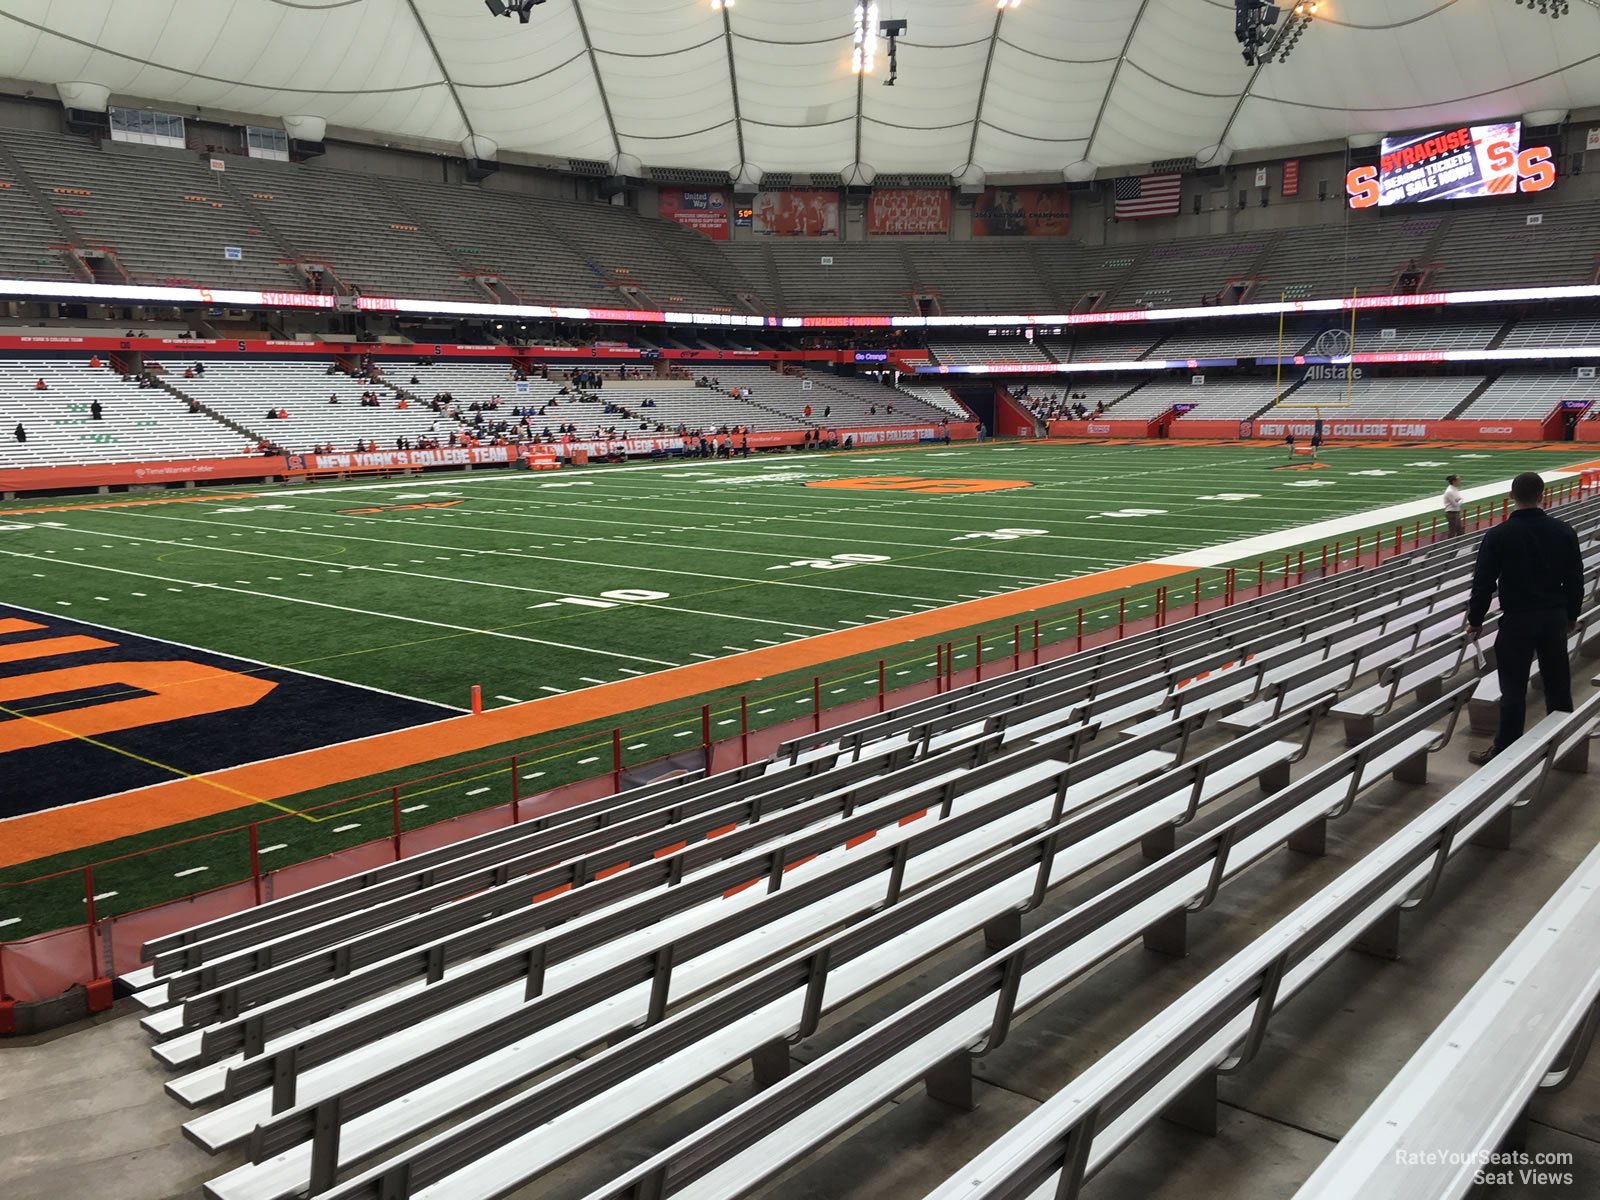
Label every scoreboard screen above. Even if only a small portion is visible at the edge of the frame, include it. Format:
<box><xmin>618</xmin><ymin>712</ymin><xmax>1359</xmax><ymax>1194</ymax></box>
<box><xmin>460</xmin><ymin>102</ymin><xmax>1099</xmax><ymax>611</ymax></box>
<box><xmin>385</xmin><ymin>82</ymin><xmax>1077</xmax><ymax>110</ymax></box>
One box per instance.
<box><xmin>1346</xmin><ymin>120</ymin><xmax>1555</xmax><ymax>208</ymax></box>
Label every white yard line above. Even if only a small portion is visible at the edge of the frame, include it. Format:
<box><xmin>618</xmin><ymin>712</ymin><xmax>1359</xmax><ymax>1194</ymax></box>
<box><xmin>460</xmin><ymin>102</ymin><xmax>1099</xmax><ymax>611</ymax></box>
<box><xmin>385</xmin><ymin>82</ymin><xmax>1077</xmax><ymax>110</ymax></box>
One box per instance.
<box><xmin>0</xmin><ymin>549</ymin><xmax>681</xmax><ymax>668</ymax></box>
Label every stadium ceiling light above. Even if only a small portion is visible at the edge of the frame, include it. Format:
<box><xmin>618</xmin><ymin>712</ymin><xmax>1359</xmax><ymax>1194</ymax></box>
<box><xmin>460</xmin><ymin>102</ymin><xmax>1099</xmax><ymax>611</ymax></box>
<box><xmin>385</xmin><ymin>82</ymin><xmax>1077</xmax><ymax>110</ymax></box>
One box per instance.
<box><xmin>997</xmin><ymin>0</ymin><xmax>1021</xmax><ymax>9</ymax></box>
<box><xmin>852</xmin><ymin>2</ymin><xmax>880</xmax><ymax>74</ymax></box>
<box><xmin>484</xmin><ymin>0</ymin><xmax>547</xmax><ymax>22</ymax></box>
<box><xmin>880</xmin><ymin>17</ymin><xmax>906</xmax><ymax>84</ymax></box>
<box><xmin>711</xmin><ymin>0</ymin><xmax>732</xmax><ymax>9</ymax></box>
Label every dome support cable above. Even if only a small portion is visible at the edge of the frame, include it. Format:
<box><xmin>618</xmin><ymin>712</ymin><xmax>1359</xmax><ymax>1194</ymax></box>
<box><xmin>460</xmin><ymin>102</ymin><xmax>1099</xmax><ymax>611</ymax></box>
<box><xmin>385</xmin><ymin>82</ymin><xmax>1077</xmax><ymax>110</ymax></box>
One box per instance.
<box><xmin>570</xmin><ymin>0</ymin><xmax>623</xmax><ymax>158</ymax></box>
<box><xmin>964</xmin><ymin>9</ymin><xmax>1008</xmax><ymax>168</ymax></box>
<box><xmin>402</xmin><ymin>0</ymin><xmax>477</xmax><ymax>144</ymax></box>
<box><xmin>1085</xmin><ymin>0</ymin><xmax>1153</xmax><ymax>165</ymax></box>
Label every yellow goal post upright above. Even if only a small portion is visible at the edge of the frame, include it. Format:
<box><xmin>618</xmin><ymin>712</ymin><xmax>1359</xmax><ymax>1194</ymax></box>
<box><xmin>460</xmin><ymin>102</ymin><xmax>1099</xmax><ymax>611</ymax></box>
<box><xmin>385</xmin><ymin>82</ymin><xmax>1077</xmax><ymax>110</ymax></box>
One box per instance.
<box><xmin>1270</xmin><ymin>287</ymin><xmax>1360</xmax><ymax>422</ymax></box>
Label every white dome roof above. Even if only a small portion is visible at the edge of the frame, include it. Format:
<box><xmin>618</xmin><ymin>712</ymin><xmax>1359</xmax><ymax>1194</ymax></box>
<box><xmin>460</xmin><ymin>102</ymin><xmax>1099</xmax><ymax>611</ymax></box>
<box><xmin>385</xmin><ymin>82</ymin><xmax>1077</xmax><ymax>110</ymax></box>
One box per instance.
<box><xmin>1</xmin><ymin>0</ymin><xmax>1596</xmax><ymax>174</ymax></box>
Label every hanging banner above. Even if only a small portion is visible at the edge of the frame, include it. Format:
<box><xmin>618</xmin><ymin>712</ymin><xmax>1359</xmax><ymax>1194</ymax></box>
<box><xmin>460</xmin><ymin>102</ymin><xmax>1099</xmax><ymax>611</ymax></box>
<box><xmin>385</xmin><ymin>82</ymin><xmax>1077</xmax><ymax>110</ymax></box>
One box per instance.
<box><xmin>971</xmin><ymin>186</ymin><xmax>1071</xmax><ymax>237</ymax></box>
<box><xmin>656</xmin><ymin>188</ymin><xmax>730</xmax><ymax>241</ymax></box>
<box><xmin>1282</xmin><ymin>158</ymin><xmax>1300</xmax><ymax>196</ymax></box>
<box><xmin>750</xmin><ymin>190</ymin><xmax>840</xmax><ymax>237</ymax></box>
<box><xmin>866</xmin><ymin>188</ymin><xmax>951</xmax><ymax>236</ymax></box>
<box><xmin>1254</xmin><ymin>166</ymin><xmax>1268</xmax><ymax>188</ymax></box>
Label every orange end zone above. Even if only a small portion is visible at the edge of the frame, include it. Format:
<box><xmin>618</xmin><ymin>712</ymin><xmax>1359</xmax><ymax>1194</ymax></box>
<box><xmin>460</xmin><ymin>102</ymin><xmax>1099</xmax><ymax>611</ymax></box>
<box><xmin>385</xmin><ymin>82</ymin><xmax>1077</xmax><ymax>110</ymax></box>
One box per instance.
<box><xmin>0</xmin><ymin>559</ymin><xmax>1189</xmax><ymax>867</ymax></box>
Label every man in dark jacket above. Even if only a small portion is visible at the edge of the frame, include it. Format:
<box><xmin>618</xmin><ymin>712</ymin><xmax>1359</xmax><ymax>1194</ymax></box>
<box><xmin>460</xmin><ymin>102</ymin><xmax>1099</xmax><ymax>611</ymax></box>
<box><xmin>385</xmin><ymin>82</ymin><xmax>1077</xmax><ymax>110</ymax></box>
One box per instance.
<box><xmin>1466</xmin><ymin>471</ymin><xmax>1584</xmax><ymax>763</ymax></box>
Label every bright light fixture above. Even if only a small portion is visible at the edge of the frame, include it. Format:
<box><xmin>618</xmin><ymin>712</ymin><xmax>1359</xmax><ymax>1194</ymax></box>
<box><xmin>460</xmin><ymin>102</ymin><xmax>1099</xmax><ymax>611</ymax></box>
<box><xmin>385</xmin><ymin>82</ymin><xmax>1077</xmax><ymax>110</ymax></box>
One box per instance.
<box><xmin>852</xmin><ymin>2</ymin><xmax>880</xmax><ymax>74</ymax></box>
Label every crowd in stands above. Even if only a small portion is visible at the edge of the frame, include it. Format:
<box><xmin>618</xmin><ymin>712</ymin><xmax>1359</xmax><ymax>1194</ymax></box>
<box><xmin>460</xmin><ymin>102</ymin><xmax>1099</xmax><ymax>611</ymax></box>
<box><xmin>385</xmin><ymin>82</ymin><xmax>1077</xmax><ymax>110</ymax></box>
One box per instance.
<box><xmin>1016</xmin><ymin>385</ymin><xmax>1103</xmax><ymax>421</ymax></box>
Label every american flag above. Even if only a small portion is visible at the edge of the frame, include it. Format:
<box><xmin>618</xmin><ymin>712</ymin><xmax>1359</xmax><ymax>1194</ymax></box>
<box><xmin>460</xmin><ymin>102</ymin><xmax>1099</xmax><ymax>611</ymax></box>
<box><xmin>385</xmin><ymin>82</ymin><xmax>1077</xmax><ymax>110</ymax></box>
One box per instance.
<box><xmin>1113</xmin><ymin>173</ymin><xmax>1181</xmax><ymax>219</ymax></box>
<box><xmin>1282</xmin><ymin>158</ymin><xmax>1300</xmax><ymax>197</ymax></box>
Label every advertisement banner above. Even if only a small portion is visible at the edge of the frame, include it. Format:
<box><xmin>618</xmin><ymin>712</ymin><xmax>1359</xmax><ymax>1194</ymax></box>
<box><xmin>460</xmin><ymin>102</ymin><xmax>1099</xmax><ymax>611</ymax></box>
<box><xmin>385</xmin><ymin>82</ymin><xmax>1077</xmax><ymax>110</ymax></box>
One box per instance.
<box><xmin>750</xmin><ymin>191</ymin><xmax>840</xmax><ymax>237</ymax></box>
<box><xmin>285</xmin><ymin>447</ymin><xmax>516</xmax><ymax>473</ymax></box>
<box><xmin>1345</xmin><ymin>122</ymin><xmax>1556</xmax><ymax>209</ymax></box>
<box><xmin>971</xmin><ymin>186</ymin><xmax>1071</xmax><ymax>237</ymax></box>
<box><xmin>1282</xmin><ymin>159</ymin><xmax>1300</xmax><ymax>197</ymax></box>
<box><xmin>657</xmin><ymin>188</ymin><xmax>730</xmax><ymax>241</ymax></box>
<box><xmin>866</xmin><ymin>189</ymin><xmax>951</xmax><ymax>236</ymax></box>
<box><xmin>531</xmin><ymin>436</ymin><xmax>687</xmax><ymax>458</ymax></box>
<box><xmin>1046</xmin><ymin>418</ymin><xmax>1160</xmax><ymax>438</ymax></box>
<box><xmin>1252</xmin><ymin>419</ymin><xmax>1545</xmax><ymax>441</ymax></box>
<box><xmin>0</xmin><ymin>455</ymin><xmax>279</xmax><ymax>492</ymax></box>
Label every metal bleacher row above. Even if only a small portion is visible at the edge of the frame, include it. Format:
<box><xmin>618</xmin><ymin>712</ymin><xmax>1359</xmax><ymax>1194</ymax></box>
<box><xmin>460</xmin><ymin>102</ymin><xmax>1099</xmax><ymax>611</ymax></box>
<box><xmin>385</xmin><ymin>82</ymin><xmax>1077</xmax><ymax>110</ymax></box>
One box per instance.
<box><xmin>120</xmin><ymin>495</ymin><xmax>1600</xmax><ymax>1200</ymax></box>
<box><xmin>4</xmin><ymin>123</ymin><xmax>1600</xmax><ymax>316</ymax></box>
<box><xmin>0</xmin><ymin>356</ymin><xmax>965</xmax><ymax>464</ymax></box>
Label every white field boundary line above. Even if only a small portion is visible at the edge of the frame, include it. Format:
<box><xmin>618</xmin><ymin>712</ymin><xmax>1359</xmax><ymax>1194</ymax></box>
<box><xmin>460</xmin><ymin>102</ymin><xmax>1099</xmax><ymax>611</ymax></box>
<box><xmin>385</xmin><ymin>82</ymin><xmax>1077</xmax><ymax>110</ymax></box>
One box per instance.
<box><xmin>322</xmin><ymin>448</ymin><xmax>1535</xmax><ymax>546</ymax></box>
<box><xmin>83</xmin><ymin>508</ymin><xmax>960</xmax><ymax>606</ymax></box>
<box><xmin>0</xmin><ymin>599</ymin><xmax>465</xmax><ymax>715</ymax></box>
<box><xmin>34</xmin><ymin>523</ymin><xmax>841</xmax><ymax>637</ymax></box>
<box><xmin>1157</xmin><ymin>472</ymin><xmax>1581</xmax><ymax>570</ymax></box>
<box><xmin>218</xmin><ymin>443</ymin><xmax>1258</xmax><ymax>515</ymax></box>
<box><xmin>0</xmin><ymin>549</ymin><xmax>681</xmax><ymax>668</ymax></box>
<box><xmin>445</xmin><ymin>483</ymin><xmax>1483</xmax><ymax>547</ymax></box>
<box><xmin>271</xmin><ymin>479</ymin><xmax>1502</xmax><ymax>571</ymax></box>
<box><xmin>250</xmin><ymin>442</ymin><xmax>1008</xmax><ymax>500</ymax></box>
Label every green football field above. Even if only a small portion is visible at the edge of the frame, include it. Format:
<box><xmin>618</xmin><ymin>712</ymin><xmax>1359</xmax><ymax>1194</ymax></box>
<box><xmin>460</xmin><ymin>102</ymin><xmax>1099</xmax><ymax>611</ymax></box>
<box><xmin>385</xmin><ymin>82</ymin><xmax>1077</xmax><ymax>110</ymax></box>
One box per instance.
<box><xmin>0</xmin><ymin>439</ymin><xmax>1591</xmax><ymax>937</ymax></box>
<box><xmin>3</xmin><ymin>440</ymin><xmax>1580</xmax><ymax>705</ymax></box>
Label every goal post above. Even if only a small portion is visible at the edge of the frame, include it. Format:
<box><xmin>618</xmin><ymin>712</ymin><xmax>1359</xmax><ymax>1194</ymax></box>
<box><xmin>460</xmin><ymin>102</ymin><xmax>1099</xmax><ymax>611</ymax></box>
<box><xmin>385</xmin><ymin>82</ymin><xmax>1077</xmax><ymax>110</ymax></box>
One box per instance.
<box><xmin>1272</xmin><ymin>286</ymin><xmax>1360</xmax><ymax>411</ymax></box>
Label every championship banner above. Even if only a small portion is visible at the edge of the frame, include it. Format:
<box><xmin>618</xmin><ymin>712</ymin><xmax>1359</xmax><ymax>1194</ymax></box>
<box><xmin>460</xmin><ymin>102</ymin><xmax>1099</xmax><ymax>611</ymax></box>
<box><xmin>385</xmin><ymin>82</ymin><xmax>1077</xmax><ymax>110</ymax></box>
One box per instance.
<box><xmin>971</xmin><ymin>186</ymin><xmax>1071</xmax><ymax>237</ymax></box>
<box><xmin>657</xmin><ymin>188</ymin><xmax>730</xmax><ymax>241</ymax></box>
<box><xmin>1254</xmin><ymin>166</ymin><xmax>1268</xmax><ymax>188</ymax></box>
<box><xmin>1282</xmin><ymin>158</ymin><xmax>1300</xmax><ymax>196</ymax></box>
<box><xmin>866</xmin><ymin>189</ymin><xmax>951</xmax><ymax>236</ymax></box>
<box><xmin>1587</xmin><ymin>128</ymin><xmax>1600</xmax><ymax>152</ymax></box>
<box><xmin>285</xmin><ymin>446</ymin><xmax>515</xmax><ymax>473</ymax></box>
<box><xmin>750</xmin><ymin>190</ymin><xmax>840</xmax><ymax>237</ymax></box>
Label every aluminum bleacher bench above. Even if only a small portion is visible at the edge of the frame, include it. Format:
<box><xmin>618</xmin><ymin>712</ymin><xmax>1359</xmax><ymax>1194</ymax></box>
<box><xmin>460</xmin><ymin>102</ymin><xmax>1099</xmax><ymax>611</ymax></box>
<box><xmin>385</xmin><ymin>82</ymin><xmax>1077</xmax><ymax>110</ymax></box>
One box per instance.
<box><xmin>539</xmin><ymin>690</ymin><xmax>1478</xmax><ymax>1200</ymax></box>
<box><xmin>139</xmin><ymin>759</ymin><xmax>769</xmax><ymax>975</ymax></box>
<box><xmin>1291</xmin><ymin>834</ymin><xmax>1600</xmax><ymax>1200</ymax></box>
<box><xmin>1469</xmin><ymin>593</ymin><xmax>1600</xmax><ymax>734</ymax></box>
<box><xmin>812</xmin><ymin>559</ymin><xmax>1476</xmax><ymax>770</ymax></box>
<box><xmin>140</xmin><ymin>745</ymin><xmax>912</xmax><ymax>1028</ymax></box>
<box><xmin>1330</xmin><ymin>628</ymin><xmax>1485</xmax><ymax>744</ymax></box>
<box><xmin>146</xmin><ymin>729</ymin><xmax>1026</xmax><ymax>1049</ymax></box>
<box><xmin>234</xmin><ymin>694</ymin><xmax>1452</xmax><ymax>1200</ymax></box>
<box><xmin>186</xmin><ymin>718</ymin><xmax>1200</xmax><ymax>1200</ymax></box>
<box><xmin>915</xmin><ymin>691</ymin><xmax>1600</xmax><ymax>1200</ymax></box>
<box><xmin>158</xmin><ymin>715</ymin><xmax>1177</xmax><ymax>1101</ymax></box>
<box><xmin>774</xmin><ymin>536</ymin><xmax>1490</xmax><ymax>766</ymax></box>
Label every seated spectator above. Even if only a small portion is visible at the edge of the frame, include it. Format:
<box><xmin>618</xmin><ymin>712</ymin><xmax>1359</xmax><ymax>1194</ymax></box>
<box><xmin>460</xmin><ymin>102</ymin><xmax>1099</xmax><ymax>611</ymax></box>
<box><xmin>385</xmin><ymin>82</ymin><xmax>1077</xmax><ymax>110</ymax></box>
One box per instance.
<box><xmin>14</xmin><ymin>423</ymin><xmax>25</xmax><ymax>442</ymax></box>
<box><xmin>397</xmin><ymin>398</ymin><xmax>409</xmax><ymax>409</ymax></box>
<box><xmin>90</xmin><ymin>399</ymin><xmax>103</xmax><ymax>421</ymax></box>
<box><xmin>187</xmin><ymin>398</ymin><xmax>201</xmax><ymax>414</ymax></box>
<box><xmin>328</xmin><ymin>394</ymin><xmax>340</xmax><ymax>404</ymax></box>
<box><xmin>265</xmin><ymin>407</ymin><xmax>278</xmax><ymax>420</ymax></box>
<box><xmin>194</xmin><ymin>362</ymin><xmax>206</xmax><ymax>375</ymax></box>
<box><xmin>184</xmin><ymin>368</ymin><xmax>196</xmax><ymax>379</ymax></box>
<box><xmin>88</xmin><ymin>355</ymin><xmax>101</xmax><ymax>368</ymax></box>
<box><xmin>35</xmin><ymin>378</ymin><xmax>47</xmax><ymax>391</ymax></box>
<box><xmin>276</xmin><ymin>408</ymin><xmax>288</xmax><ymax>420</ymax></box>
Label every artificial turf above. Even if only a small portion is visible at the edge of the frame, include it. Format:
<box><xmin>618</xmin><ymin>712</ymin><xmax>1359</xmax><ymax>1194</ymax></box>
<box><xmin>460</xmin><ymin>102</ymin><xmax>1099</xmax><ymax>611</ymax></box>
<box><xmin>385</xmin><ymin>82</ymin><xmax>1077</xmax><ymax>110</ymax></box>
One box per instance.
<box><xmin>0</xmin><ymin>438</ymin><xmax>1592</xmax><ymax>938</ymax></box>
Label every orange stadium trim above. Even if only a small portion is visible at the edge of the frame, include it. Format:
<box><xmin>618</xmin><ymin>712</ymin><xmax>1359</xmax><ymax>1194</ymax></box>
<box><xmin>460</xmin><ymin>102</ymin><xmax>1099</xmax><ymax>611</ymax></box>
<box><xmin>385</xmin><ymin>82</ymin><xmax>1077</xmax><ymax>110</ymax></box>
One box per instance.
<box><xmin>1</xmin><ymin>494</ymin><xmax>261</xmax><ymax>517</ymax></box>
<box><xmin>0</xmin><ymin>559</ymin><xmax>1188</xmax><ymax>865</ymax></box>
<box><xmin>806</xmin><ymin>476</ymin><xmax>1033</xmax><ymax>493</ymax></box>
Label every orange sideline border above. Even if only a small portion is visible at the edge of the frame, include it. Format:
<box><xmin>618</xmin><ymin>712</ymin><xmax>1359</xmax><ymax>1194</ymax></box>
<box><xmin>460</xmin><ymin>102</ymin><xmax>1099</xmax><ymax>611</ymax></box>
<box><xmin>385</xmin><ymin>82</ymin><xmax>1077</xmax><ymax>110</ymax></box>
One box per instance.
<box><xmin>0</xmin><ymin>561</ymin><xmax>1187</xmax><ymax>866</ymax></box>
